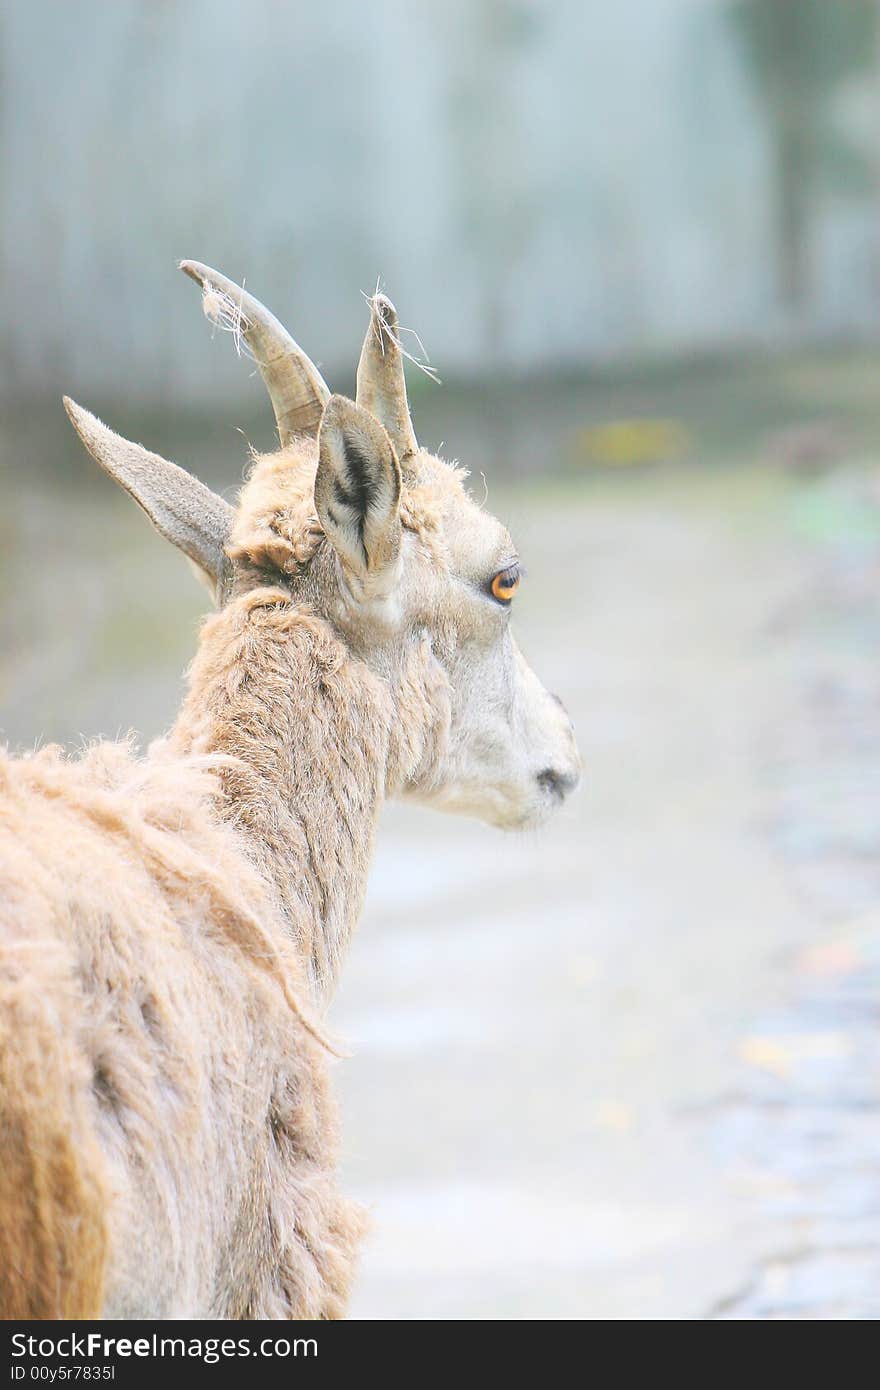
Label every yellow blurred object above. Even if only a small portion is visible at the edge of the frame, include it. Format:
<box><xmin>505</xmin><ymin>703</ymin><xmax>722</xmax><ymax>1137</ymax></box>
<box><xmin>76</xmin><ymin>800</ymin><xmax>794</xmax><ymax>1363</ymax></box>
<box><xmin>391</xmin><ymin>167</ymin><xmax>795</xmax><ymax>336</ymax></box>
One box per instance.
<box><xmin>575</xmin><ymin>418</ymin><xmax>690</xmax><ymax>467</ymax></box>
<box><xmin>738</xmin><ymin>1032</ymin><xmax>850</xmax><ymax>1079</ymax></box>
<box><xmin>594</xmin><ymin>1100</ymin><xmax>635</xmax><ymax>1132</ymax></box>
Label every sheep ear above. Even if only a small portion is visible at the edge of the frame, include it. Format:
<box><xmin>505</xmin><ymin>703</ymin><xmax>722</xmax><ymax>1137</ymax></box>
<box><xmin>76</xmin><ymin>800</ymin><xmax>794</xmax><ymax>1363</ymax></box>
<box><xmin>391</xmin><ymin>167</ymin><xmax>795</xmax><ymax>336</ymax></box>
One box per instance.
<box><xmin>314</xmin><ymin>395</ymin><xmax>402</xmax><ymax>599</ymax></box>
<box><xmin>64</xmin><ymin>398</ymin><xmax>234</xmax><ymax>602</ymax></box>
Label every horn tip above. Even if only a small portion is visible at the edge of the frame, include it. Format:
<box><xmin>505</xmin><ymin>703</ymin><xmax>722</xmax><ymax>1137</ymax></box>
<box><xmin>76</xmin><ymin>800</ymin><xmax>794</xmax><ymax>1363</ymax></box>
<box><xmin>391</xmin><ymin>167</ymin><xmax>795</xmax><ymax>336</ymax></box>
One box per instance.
<box><xmin>369</xmin><ymin>291</ymin><xmax>398</xmax><ymax>326</ymax></box>
<box><xmin>179</xmin><ymin>259</ymin><xmax>207</xmax><ymax>286</ymax></box>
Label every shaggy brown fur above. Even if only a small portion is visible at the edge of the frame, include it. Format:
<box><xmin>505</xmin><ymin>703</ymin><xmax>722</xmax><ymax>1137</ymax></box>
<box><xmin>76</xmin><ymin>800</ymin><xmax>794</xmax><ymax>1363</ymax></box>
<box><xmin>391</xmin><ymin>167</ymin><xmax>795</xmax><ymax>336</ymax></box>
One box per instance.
<box><xmin>0</xmin><ymin>734</ymin><xmax>364</xmax><ymax>1317</ymax></box>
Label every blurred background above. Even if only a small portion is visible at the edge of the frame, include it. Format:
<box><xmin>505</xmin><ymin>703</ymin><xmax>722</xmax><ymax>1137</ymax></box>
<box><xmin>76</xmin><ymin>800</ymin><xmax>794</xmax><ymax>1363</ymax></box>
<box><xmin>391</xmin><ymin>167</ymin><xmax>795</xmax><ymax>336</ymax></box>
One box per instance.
<box><xmin>2</xmin><ymin>0</ymin><xmax>879</xmax><ymax>1318</ymax></box>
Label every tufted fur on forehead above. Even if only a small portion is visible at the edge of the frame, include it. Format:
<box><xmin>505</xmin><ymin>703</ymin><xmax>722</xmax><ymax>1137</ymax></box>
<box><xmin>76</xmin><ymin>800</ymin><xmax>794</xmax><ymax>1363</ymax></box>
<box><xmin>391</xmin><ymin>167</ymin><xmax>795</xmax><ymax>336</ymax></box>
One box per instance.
<box><xmin>227</xmin><ymin>440</ymin><xmax>471</xmax><ymax>582</ymax></box>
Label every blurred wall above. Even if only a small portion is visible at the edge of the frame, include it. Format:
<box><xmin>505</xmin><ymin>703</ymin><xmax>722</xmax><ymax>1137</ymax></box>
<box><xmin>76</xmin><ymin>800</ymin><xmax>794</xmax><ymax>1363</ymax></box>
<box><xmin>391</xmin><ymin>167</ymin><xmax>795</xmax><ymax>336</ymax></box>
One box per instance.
<box><xmin>2</xmin><ymin>0</ymin><xmax>880</xmax><ymax>405</ymax></box>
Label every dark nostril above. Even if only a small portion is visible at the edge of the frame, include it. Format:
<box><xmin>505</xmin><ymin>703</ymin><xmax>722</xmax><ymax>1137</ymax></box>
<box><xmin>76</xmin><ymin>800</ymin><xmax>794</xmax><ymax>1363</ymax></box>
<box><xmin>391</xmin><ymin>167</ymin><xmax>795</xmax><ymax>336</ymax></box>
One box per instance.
<box><xmin>537</xmin><ymin>767</ymin><xmax>579</xmax><ymax>799</ymax></box>
<box><xmin>550</xmin><ymin>693</ymin><xmax>566</xmax><ymax>711</ymax></box>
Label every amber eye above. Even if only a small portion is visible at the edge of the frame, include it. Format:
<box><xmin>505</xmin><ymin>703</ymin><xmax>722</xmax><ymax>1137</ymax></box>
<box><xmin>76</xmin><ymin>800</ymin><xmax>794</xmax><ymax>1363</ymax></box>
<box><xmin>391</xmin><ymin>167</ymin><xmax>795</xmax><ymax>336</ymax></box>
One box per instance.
<box><xmin>490</xmin><ymin>565</ymin><xmax>520</xmax><ymax>603</ymax></box>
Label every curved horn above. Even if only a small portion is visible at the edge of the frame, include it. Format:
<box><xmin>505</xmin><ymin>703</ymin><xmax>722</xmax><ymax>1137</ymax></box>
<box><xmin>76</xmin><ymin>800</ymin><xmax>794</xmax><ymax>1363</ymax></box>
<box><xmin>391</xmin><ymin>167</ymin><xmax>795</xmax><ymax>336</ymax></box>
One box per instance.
<box><xmin>179</xmin><ymin>260</ymin><xmax>330</xmax><ymax>445</ymax></box>
<box><xmin>356</xmin><ymin>293</ymin><xmax>418</xmax><ymax>460</ymax></box>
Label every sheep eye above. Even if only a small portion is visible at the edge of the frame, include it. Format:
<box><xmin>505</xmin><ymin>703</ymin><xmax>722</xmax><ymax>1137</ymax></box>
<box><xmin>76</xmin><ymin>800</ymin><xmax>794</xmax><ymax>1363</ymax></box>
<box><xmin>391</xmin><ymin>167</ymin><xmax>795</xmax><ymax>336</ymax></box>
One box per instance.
<box><xmin>490</xmin><ymin>565</ymin><xmax>521</xmax><ymax>604</ymax></box>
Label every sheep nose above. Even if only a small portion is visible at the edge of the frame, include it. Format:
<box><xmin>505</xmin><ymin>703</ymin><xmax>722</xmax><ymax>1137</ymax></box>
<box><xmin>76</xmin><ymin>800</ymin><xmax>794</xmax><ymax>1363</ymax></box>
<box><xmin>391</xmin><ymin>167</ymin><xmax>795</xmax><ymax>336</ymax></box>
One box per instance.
<box><xmin>536</xmin><ymin>766</ymin><xmax>580</xmax><ymax>801</ymax></box>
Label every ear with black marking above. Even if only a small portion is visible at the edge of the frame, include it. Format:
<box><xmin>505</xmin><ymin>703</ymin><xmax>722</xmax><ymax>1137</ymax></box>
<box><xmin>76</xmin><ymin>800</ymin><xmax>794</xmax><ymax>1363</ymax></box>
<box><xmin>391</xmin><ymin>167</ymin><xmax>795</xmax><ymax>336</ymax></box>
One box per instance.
<box><xmin>315</xmin><ymin>395</ymin><xmax>402</xmax><ymax>599</ymax></box>
<box><xmin>64</xmin><ymin>397</ymin><xmax>234</xmax><ymax>602</ymax></box>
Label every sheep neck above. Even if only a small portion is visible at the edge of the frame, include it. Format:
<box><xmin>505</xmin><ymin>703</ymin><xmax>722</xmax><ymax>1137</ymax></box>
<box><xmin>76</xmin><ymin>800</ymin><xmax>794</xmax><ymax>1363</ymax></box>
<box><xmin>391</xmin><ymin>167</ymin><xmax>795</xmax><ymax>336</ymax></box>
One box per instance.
<box><xmin>169</xmin><ymin>590</ymin><xmax>391</xmax><ymax>1001</ymax></box>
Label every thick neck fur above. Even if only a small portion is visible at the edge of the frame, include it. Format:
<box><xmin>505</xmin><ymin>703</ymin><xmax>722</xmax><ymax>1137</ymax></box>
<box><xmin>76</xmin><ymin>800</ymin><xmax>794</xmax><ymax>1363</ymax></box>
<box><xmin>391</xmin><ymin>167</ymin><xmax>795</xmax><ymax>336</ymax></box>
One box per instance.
<box><xmin>168</xmin><ymin>587</ymin><xmax>400</xmax><ymax>1001</ymax></box>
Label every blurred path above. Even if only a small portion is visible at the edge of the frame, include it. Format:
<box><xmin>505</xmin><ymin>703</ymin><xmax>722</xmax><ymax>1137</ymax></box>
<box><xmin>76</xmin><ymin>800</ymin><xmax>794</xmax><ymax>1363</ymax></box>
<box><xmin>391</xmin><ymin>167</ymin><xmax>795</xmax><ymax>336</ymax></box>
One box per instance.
<box><xmin>332</xmin><ymin>466</ymin><xmax>879</xmax><ymax>1319</ymax></box>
